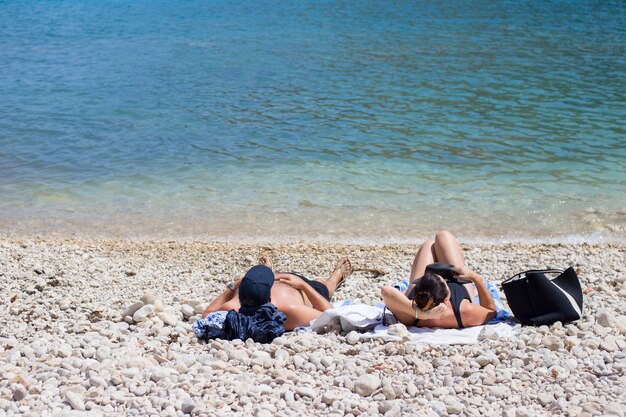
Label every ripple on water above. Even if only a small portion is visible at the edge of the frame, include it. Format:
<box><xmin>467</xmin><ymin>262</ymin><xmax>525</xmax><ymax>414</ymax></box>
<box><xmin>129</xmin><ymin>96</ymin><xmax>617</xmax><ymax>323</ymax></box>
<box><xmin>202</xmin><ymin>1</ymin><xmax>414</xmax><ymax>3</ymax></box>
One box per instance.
<box><xmin>0</xmin><ymin>0</ymin><xmax>624</xmax><ymax>239</ymax></box>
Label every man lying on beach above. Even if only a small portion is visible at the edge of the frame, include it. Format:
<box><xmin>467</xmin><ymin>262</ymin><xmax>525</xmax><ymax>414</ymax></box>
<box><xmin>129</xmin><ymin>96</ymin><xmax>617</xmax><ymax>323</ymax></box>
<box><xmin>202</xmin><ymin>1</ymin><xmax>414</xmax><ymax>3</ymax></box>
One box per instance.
<box><xmin>202</xmin><ymin>257</ymin><xmax>352</xmax><ymax>331</ymax></box>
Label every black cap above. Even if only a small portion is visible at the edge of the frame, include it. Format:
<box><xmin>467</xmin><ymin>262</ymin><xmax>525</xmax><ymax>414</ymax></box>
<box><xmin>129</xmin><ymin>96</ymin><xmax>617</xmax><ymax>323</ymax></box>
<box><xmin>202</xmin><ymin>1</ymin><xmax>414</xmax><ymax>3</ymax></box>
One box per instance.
<box><xmin>425</xmin><ymin>263</ymin><xmax>456</xmax><ymax>281</ymax></box>
<box><xmin>425</xmin><ymin>262</ymin><xmax>471</xmax><ymax>284</ymax></box>
<box><xmin>238</xmin><ymin>265</ymin><xmax>274</xmax><ymax>307</ymax></box>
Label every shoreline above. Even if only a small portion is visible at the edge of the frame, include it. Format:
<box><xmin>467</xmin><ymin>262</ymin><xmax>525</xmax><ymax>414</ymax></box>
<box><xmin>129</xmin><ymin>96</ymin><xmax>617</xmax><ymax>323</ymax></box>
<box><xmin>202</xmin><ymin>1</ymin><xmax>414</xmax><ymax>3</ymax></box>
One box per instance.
<box><xmin>1</xmin><ymin>205</ymin><xmax>624</xmax><ymax>246</ymax></box>
<box><xmin>1</xmin><ymin>237</ymin><xmax>624</xmax><ymax>416</ymax></box>
<box><xmin>0</xmin><ymin>231</ymin><xmax>624</xmax><ymax>246</ymax></box>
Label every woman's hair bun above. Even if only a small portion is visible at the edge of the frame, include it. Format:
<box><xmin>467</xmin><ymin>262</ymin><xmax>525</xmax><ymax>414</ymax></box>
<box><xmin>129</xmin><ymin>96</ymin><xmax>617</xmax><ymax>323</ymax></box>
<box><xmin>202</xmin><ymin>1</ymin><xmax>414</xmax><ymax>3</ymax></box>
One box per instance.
<box><xmin>414</xmin><ymin>291</ymin><xmax>434</xmax><ymax>310</ymax></box>
<box><xmin>412</xmin><ymin>271</ymin><xmax>449</xmax><ymax>310</ymax></box>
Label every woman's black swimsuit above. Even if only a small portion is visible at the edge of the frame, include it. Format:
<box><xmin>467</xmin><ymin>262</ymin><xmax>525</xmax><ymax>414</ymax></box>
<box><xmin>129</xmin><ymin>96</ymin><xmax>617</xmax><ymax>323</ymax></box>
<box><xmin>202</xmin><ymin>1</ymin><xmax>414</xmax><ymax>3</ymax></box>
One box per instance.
<box><xmin>408</xmin><ymin>281</ymin><xmax>472</xmax><ymax>328</ymax></box>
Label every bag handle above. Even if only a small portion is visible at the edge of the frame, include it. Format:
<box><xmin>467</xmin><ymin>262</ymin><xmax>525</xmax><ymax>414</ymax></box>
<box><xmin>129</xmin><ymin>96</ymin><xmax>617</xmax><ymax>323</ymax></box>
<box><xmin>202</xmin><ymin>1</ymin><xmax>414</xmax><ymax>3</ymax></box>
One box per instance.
<box><xmin>521</xmin><ymin>269</ymin><xmax>563</xmax><ymax>275</ymax></box>
<box><xmin>503</xmin><ymin>269</ymin><xmax>564</xmax><ymax>285</ymax></box>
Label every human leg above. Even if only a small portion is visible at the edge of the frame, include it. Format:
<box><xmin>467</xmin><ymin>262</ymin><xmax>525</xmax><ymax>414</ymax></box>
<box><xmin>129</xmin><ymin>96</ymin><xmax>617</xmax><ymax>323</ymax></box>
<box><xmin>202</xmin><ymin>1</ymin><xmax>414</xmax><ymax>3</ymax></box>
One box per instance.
<box><xmin>409</xmin><ymin>239</ymin><xmax>436</xmax><ymax>282</ymax></box>
<box><xmin>433</xmin><ymin>230</ymin><xmax>464</xmax><ymax>267</ymax></box>
<box><xmin>314</xmin><ymin>257</ymin><xmax>352</xmax><ymax>299</ymax></box>
<box><xmin>404</xmin><ymin>239</ymin><xmax>437</xmax><ymax>297</ymax></box>
<box><xmin>258</xmin><ymin>256</ymin><xmax>273</xmax><ymax>270</ymax></box>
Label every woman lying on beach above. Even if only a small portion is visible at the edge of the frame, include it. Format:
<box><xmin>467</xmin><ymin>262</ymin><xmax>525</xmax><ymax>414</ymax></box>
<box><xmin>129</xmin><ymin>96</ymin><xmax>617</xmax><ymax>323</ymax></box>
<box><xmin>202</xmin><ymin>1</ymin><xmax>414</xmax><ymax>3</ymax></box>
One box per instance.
<box><xmin>202</xmin><ymin>257</ymin><xmax>352</xmax><ymax>331</ymax></box>
<box><xmin>381</xmin><ymin>230</ymin><xmax>497</xmax><ymax>328</ymax></box>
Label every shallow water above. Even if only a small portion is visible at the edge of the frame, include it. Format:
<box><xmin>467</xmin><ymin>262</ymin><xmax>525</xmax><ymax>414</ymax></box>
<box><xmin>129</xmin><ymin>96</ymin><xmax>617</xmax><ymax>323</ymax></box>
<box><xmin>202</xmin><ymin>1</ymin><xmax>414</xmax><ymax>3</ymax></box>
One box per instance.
<box><xmin>1</xmin><ymin>0</ymin><xmax>625</xmax><ymax>241</ymax></box>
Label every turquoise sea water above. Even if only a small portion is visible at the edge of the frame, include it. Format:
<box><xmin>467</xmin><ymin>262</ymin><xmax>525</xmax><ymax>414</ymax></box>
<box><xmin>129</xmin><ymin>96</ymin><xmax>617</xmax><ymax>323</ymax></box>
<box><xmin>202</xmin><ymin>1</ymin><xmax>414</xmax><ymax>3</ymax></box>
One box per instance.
<box><xmin>1</xmin><ymin>0</ymin><xmax>625</xmax><ymax>241</ymax></box>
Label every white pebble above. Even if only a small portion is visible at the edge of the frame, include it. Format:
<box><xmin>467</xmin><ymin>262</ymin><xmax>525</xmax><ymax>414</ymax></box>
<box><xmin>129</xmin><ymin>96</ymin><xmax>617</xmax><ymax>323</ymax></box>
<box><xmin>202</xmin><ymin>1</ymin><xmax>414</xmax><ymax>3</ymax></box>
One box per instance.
<box><xmin>133</xmin><ymin>304</ymin><xmax>155</xmax><ymax>323</ymax></box>
<box><xmin>122</xmin><ymin>302</ymin><xmax>144</xmax><ymax>318</ymax></box>
<box><xmin>354</xmin><ymin>374</ymin><xmax>380</xmax><ymax>397</ymax></box>
<box><xmin>346</xmin><ymin>331</ymin><xmax>360</xmax><ymax>345</ymax></box>
<box><xmin>181</xmin><ymin>304</ymin><xmax>194</xmax><ymax>318</ymax></box>
<box><xmin>140</xmin><ymin>293</ymin><xmax>156</xmax><ymax>305</ymax></box>
<box><xmin>181</xmin><ymin>399</ymin><xmax>195</xmax><ymax>414</ymax></box>
<box><xmin>64</xmin><ymin>391</ymin><xmax>85</xmax><ymax>411</ymax></box>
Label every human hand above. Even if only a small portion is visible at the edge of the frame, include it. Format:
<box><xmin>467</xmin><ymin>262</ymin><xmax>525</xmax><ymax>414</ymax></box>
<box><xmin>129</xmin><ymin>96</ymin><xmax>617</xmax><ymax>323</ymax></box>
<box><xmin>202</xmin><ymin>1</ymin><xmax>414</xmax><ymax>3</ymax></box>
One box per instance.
<box><xmin>275</xmin><ymin>273</ymin><xmax>306</xmax><ymax>290</ymax></box>
<box><xmin>417</xmin><ymin>302</ymin><xmax>448</xmax><ymax>320</ymax></box>
<box><xmin>452</xmin><ymin>266</ymin><xmax>480</xmax><ymax>282</ymax></box>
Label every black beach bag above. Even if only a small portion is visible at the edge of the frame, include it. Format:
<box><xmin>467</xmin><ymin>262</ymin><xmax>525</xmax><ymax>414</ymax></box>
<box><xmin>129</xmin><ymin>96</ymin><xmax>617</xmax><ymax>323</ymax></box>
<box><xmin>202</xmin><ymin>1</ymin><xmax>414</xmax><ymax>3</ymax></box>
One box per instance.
<box><xmin>501</xmin><ymin>267</ymin><xmax>583</xmax><ymax>326</ymax></box>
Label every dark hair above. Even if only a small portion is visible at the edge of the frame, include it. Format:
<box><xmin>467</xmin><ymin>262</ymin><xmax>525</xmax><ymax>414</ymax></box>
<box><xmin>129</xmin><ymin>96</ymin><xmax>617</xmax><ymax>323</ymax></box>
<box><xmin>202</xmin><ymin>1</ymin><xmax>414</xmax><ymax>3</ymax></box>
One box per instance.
<box><xmin>412</xmin><ymin>272</ymin><xmax>448</xmax><ymax>310</ymax></box>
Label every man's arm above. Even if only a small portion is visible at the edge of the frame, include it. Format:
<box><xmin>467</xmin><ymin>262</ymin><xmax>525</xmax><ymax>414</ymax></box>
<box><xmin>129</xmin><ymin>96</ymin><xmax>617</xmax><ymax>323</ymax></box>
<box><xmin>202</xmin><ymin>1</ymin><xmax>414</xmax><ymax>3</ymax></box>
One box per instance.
<box><xmin>274</xmin><ymin>274</ymin><xmax>332</xmax><ymax>311</ymax></box>
<box><xmin>202</xmin><ymin>278</ymin><xmax>242</xmax><ymax>318</ymax></box>
<box><xmin>299</xmin><ymin>282</ymin><xmax>333</xmax><ymax>311</ymax></box>
<box><xmin>281</xmin><ymin>304</ymin><xmax>324</xmax><ymax>331</ymax></box>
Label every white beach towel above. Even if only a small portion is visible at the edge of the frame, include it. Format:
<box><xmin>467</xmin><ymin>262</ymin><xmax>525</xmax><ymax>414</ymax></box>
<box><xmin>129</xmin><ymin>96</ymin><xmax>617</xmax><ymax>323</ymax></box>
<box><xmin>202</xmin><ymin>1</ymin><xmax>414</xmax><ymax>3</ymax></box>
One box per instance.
<box><xmin>364</xmin><ymin>322</ymin><xmax>516</xmax><ymax>344</ymax></box>
<box><xmin>309</xmin><ymin>303</ymin><xmax>383</xmax><ymax>333</ymax></box>
<box><xmin>309</xmin><ymin>302</ymin><xmax>516</xmax><ymax>345</ymax></box>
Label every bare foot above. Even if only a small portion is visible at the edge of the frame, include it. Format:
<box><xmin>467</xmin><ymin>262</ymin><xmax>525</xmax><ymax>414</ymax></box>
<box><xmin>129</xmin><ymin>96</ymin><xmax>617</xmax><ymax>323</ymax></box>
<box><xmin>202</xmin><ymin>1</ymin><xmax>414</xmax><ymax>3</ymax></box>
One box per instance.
<box><xmin>333</xmin><ymin>257</ymin><xmax>352</xmax><ymax>289</ymax></box>
<box><xmin>259</xmin><ymin>256</ymin><xmax>273</xmax><ymax>271</ymax></box>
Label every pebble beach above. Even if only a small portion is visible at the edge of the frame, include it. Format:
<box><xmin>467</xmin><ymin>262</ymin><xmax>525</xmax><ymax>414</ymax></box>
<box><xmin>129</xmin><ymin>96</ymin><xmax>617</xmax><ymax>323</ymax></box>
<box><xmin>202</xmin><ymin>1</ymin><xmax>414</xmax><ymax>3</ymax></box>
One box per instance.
<box><xmin>1</xmin><ymin>238</ymin><xmax>624</xmax><ymax>417</ymax></box>
<box><xmin>3</xmin><ymin>1</ymin><xmax>625</xmax><ymax>416</ymax></box>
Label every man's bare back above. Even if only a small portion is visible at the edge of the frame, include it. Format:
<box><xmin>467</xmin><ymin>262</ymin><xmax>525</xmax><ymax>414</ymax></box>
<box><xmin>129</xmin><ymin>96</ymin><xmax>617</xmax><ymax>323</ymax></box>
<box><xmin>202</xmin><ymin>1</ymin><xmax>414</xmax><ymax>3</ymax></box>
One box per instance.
<box><xmin>202</xmin><ymin>259</ymin><xmax>352</xmax><ymax>331</ymax></box>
